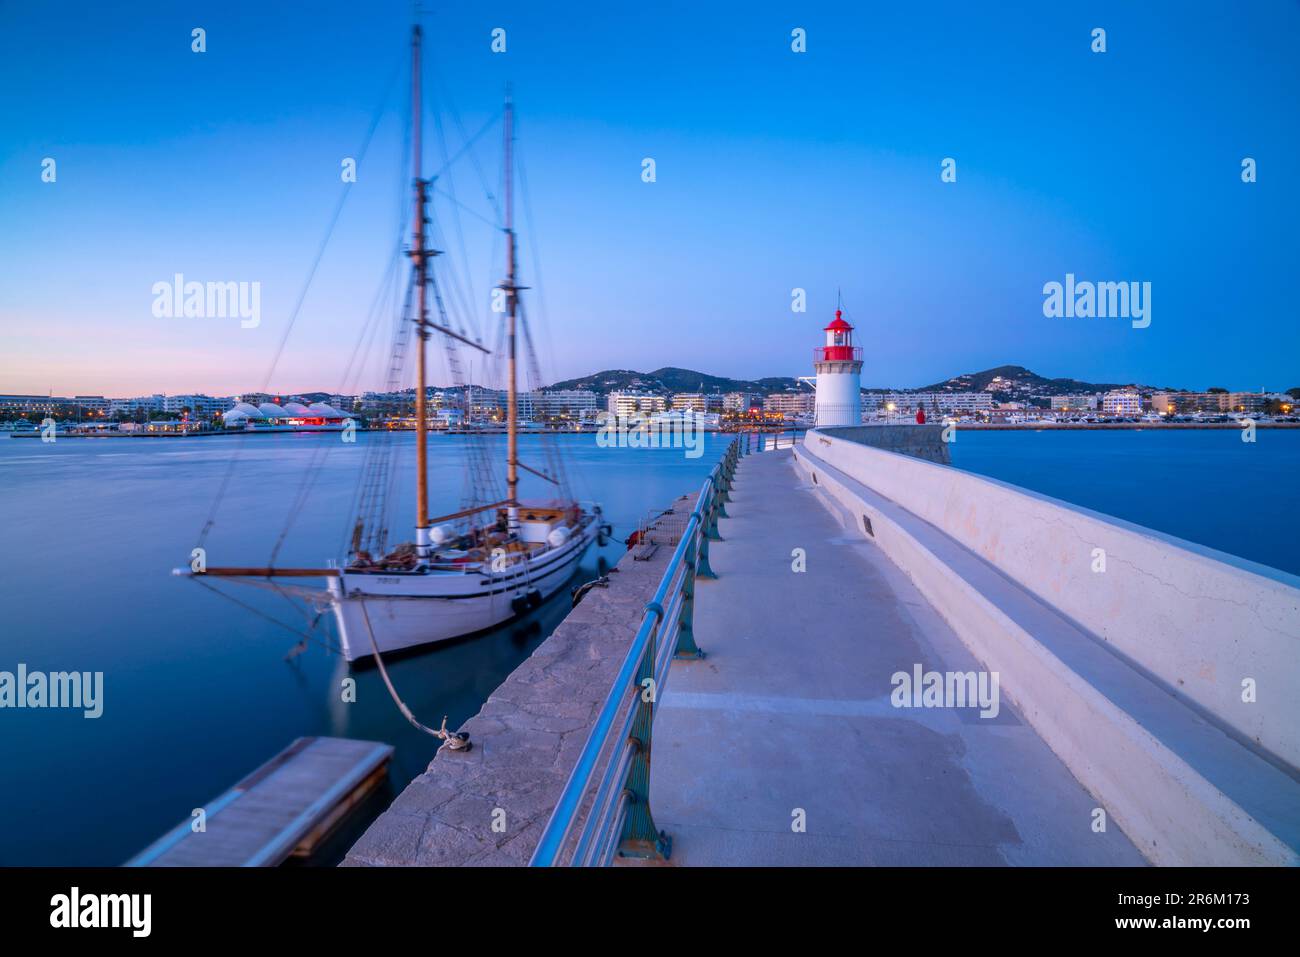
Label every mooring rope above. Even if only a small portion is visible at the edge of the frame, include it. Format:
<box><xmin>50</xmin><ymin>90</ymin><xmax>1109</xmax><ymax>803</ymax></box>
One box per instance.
<box><xmin>358</xmin><ymin>599</ymin><xmax>468</xmax><ymax>754</ymax></box>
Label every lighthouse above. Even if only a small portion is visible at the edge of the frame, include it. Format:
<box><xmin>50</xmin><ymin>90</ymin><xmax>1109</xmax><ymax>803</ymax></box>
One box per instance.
<box><xmin>813</xmin><ymin>308</ymin><xmax>862</xmax><ymax>427</ymax></box>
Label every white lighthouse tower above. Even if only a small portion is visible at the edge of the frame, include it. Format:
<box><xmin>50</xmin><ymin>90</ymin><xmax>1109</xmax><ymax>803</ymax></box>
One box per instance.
<box><xmin>813</xmin><ymin>308</ymin><xmax>862</xmax><ymax>427</ymax></box>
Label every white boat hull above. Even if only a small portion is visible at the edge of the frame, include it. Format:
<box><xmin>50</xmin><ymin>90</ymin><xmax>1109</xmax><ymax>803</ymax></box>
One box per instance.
<box><xmin>327</xmin><ymin>519</ymin><xmax>597</xmax><ymax>661</ymax></box>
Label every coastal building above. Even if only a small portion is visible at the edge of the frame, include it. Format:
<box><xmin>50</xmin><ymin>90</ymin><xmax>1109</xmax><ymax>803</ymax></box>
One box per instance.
<box><xmin>863</xmin><ymin>392</ymin><xmax>993</xmax><ymax>416</ymax></box>
<box><xmin>521</xmin><ymin>390</ymin><xmax>600</xmax><ymax>420</ymax></box>
<box><xmin>0</xmin><ymin>394</ymin><xmax>114</xmax><ymax>416</ymax></box>
<box><xmin>607</xmin><ymin>392</ymin><xmax>667</xmax><ymax>418</ymax></box>
<box><xmin>1050</xmin><ymin>395</ymin><xmax>1099</xmax><ymax>411</ymax></box>
<box><xmin>723</xmin><ymin>392</ymin><xmax>759</xmax><ymax>412</ymax></box>
<box><xmin>1149</xmin><ymin>391</ymin><xmax>1286</xmax><ymax>416</ymax></box>
<box><xmin>813</xmin><ymin>309</ymin><xmax>863</xmax><ymax>427</ymax></box>
<box><xmin>163</xmin><ymin>394</ymin><xmax>232</xmax><ymax>417</ymax></box>
<box><xmin>221</xmin><ymin>400</ymin><xmax>349</xmax><ymax>431</ymax></box>
<box><xmin>671</xmin><ymin>393</ymin><xmax>724</xmax><ymax>413</ymax></box>
<box><xmin>1101</xmin><ymin>390</ymin><xmax>1142</xmax><ymax>415</ymax></box>
<box><xmin>764</xmin><ymin>390</ymin><xmax>816</xmax><ymax>418</ymax></box>
<box><xmin>70</xmin><ymin>395</ymin><xmax>109</xmax><ymax>414</ymax></box>
<box><xmin>0</xmin><ymin>394</ymin><xmax>59</xmax><ymax>414</ymax></box>
<box><xmin>108</xmin><ymin>395</ymin><xmax>166</xmax><ymax>416</ymax></box>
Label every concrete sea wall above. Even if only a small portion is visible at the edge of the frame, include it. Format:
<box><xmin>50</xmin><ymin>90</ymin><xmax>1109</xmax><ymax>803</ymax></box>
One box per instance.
<box><xmin>817</xmin><ymin>424</ymin><xmax>952</xmax><ymax>464</ymax></box>
<box><xmin>795</xmin><ymin>429</ymin><xmax>1300</xmax><ymax>864</ymax></box>
<box><xmin>800</xmin><ymin>429</ymin><xmax>1300</xmax><ymax>767</ymax></box>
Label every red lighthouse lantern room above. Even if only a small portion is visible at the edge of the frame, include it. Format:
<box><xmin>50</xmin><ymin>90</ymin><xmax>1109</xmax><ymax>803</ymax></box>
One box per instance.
<box><xmin>821</xmin><ymin>310</ymin><xmax>855</xmax><ymax>360</ymax></box>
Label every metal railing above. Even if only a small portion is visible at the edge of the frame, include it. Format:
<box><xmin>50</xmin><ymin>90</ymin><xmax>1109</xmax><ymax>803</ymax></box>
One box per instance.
<box><xmin>529</xmin><ymin>431</ymin><xmax>800</xmax><ymax>866</ymax></box>
<box><xmin>813</xmin><ymin>346</ymin><xmax>863</xmax><ymax>363</ymax></box>
<box><xmin>743</xmin><ymin>428</ymin><xmax>805</xmax><ymax>452</ymax></box>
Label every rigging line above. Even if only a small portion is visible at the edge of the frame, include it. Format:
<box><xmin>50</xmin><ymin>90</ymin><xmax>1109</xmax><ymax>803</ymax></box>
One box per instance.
<box><xmin>430</xmin><ymin>62</ymin><xmax>502</xmax><ymax>221</ymax></box>
<box><xmin>516</xmin><ymin>138</ymin><xmax>576</xmax><ymax>497</ymax></box>
<box><xmin>341</xmin><ymin>255</ymin><xmax>405</xmax><ymax>541</ymax></box>
<box><xmin>514</xmin><ymin>139</ymin><xmax>567</xmax><ymax>475</ymax></box>
<box><xmin>190</xmin><ymin>577</ymin><xmax>341</xmax><ymax>656</ymax></box>
<box><xmin>425</xmin><ymin>108</ymin><xmax>502</xmax><ymax>193</ymax></box>
<box><xmin>431</xmin><ymin>184</ymin><xmax>498</xmax><ymax>228</ymax></box>
<box><xmin>269</xmin><ymin>244</ymin><xmax>405</xmax><ymax>568</ymax></box>
<box><xmin>429</xmin><ymin>82</ymin><xmax>485</xmax><ymax>346</ymax></box>
<box><xmin>514</xmin><ymin>131</ymin><xmax>559</xmax><ymax>390</ymax></box>
<box><xmin>352</xmin><ymin>272</ymin><xmax>417</xmax><ymax>558</ymax></box>
<box><xmin>196</xmin><ymin>62</ymin><xmax>401</xmax><ymax>550</ymax></box>
<box><xmin>260</xmin><ymin>62</ymin><xmax>402</xmax><ymax>395</ymax></box>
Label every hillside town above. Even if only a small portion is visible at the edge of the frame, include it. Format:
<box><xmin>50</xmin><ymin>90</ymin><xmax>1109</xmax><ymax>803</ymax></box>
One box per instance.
<box><xmin>2</xmin><ymin>366</ymin><xmax>1296</xmax><ymax>436</ymax></box>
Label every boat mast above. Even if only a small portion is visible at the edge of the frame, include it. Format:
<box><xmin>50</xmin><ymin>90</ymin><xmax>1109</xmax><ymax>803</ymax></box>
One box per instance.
<box><xmin>411</xmin><ymin>24</ymin><xmax>433</xmax><ymax>559</ymax></box>
<box><xmin>503</xmin><ymin>88</ymin><xmax>520</xmax><ymax>533</ymax></box>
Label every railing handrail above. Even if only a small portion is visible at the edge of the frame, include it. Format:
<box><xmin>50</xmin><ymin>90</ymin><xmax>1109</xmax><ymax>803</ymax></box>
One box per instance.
<box><xmin>529</xmin><ymin>469</ymin><xmax>719</xmax><ymax>866</ymax></box>
<box><xmin>529</xmin><ymin>432</ymin><xmax>794</xmax><ymax>865</ymax></box>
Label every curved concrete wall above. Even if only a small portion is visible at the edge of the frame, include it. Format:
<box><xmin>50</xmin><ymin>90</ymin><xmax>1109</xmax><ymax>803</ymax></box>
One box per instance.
<box><xmin>801</xmin><ymin>430</ymin><xmax>1300</xmax><ymax>771</ymax></box>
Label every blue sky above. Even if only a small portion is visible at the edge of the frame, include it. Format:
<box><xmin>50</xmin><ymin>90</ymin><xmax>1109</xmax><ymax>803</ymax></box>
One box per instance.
<box><xmin>1</xmin><ymin>1</ymin><xmax>1297</xmax><ymax>396</ymax></box>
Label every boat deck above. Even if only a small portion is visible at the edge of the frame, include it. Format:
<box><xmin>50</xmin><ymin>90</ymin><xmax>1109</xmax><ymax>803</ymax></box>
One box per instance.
<box><xmin>127</xmin><ymin>737</ymin><xmax>393</xmax><ymax>867</ymax></box>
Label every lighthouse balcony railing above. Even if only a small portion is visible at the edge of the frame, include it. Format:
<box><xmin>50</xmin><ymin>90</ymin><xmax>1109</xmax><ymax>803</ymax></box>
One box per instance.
<box><xmin>814</xmin><ymin>346</ymin><xmax>862</xmax><ymax>363</ymax></box>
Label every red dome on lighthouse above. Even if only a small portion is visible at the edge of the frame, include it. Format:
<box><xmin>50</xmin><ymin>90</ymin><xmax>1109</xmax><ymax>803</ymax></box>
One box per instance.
<box><xmin>824</xmin><ymin>309</ymin><xmax>853</xmax><ymax>333</ymax></box>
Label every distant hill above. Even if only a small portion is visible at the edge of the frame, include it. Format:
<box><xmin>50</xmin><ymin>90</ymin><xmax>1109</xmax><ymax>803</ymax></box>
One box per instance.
<box><xmin>912</xmin><ymin>364</ymin><xmax>1184</xmax><ymax>401</ymax></box>
<box><xmin>544</xmin><ymin>363</ymin><xmax>1182</xmax><ymax>399</ymax></box>
<box><xmin>547</xmin><ymin>367</ymin><xmax>810</xmax><ymax>396</ymax></box>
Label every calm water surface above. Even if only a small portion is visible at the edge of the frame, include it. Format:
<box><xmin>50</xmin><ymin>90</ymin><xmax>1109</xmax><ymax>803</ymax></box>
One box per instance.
<box><xmin>0</xmin><ymin>428</ymin><xmax>1295</xmax><ymax>864</ymax></box>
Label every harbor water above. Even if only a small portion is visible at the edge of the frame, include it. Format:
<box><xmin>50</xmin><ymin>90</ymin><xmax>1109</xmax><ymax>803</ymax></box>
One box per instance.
<box><xmin>0</xmin><ymin>428</ymin><xmax>1295</xmax><ymax>864</ymax></box>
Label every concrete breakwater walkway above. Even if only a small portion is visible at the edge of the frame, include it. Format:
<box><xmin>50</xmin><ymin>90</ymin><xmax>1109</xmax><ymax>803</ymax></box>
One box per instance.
<box><xmin>647</xmin><ymin>449</ymin><xmax>1144</xmax><ymax>865</ymax></box>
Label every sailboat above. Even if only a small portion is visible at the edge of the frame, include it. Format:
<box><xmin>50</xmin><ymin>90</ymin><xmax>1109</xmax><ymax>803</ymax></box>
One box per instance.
<box><xmin>179</xmin><ymin>25</ymin><xmax>609</xmax><ymax>662</ymax></box>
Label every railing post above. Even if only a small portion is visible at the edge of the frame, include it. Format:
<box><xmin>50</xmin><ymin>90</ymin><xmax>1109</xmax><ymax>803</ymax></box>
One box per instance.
<box><xmin>616</xmin><ymin>601</ymin><xmax>671</xmax><ymax>860</ymax></box>
<box><xmin>696</xmin><ymin>520</ymin><xmax>717</xmax><ymax>579</ymax></box>
<box><xmin>674</xmin><ymin>528</ymin><xmax>705</xmax><ymax>659</ymax></box>
<box><xmin>705</xmin><ymin>477</ymin><xmax>723</xmax><ymax>541</ymax></box>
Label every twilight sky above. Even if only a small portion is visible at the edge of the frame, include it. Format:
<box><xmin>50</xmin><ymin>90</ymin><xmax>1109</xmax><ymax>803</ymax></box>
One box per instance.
<box><xmin>1</xmin><ymin>1</ymin><xmax>1297</xmax><ymax>397</ymax></box>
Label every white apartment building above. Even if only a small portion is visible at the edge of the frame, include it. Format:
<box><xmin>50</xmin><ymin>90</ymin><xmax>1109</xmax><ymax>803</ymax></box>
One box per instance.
<box><xmin>763</xmin><ymin>391</ymin><xmax>816</xmax><ymax>417</ymax></box>
<box><xmin>1101</xmin><ymin>390</ymin><xmax>1142</xmax><ymax>415</ymax></box>
<box><xmin>521</xmin><ymin>390</ymin><xmax>600</xmax><ymax>419</ymax></box>
<box><xmin>607</xmin><ymin>392</ymin><xmax>667</xmax><ymax>418</ymax></box>
<box><xmin>162</xmin><ymin>394</ymin><xmax>233</xmax><ymax>417</ymax></box>
<box><xmin>864</xmin><ymin>392</ymin><xmax>994</xmax><ymax>415</ymax></box>
<box><xmin>671</xmin><ymin>393</ymin><xmax>724</xmax><ymax>413</ymax></box>
<box><xmin>108</xmin><ymin>395</ymin><xmax>166</xmax><ymax>415</ymax></box>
